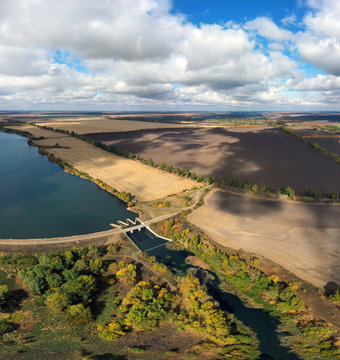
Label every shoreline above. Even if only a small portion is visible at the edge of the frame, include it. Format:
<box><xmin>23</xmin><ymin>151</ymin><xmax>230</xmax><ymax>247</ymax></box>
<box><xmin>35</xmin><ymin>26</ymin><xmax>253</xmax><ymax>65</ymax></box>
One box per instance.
<box><xmin>188</xmin><ymin>188</ymin><xmax>340</xmax><ymax>289</ymax></box>
<box><xmin>0</xmin><ymin>125</ymin><xmax>143</xmax><ymax>207</ymax></box>
<box><xmin>1</xmin><ymin>123</ymin><xmax>196</xmax><ymax>202</ymax></box>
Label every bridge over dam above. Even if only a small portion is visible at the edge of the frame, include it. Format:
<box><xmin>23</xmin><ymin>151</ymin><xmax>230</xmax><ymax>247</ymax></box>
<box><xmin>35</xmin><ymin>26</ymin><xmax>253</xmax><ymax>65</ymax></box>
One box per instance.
<box><xmin>110</xmin><ymin>217</ymin><xmax>144</xmax><ymax>230</ymax></box>
<box><xmin>0</xmin><ymin>185</ymin><xmax>210</xmax><ymax>252</ymax></box>
<box><xmin>0</xmin><ymin>211</ymin><xmax>177</xmax><ymax>253</ymax></box>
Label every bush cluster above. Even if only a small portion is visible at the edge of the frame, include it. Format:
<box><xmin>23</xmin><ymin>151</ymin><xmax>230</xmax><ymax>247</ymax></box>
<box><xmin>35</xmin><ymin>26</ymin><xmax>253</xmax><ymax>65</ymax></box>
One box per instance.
<box><xmin>19</xmin><ymin>245</ymin><xmax>104</xmax><ymax>322</ymax></box>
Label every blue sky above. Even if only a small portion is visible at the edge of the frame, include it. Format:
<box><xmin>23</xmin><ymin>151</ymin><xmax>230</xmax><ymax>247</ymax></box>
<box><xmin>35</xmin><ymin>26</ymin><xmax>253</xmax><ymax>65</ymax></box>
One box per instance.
<box><xmin>0</xmin><ymin>0</ymin><xmax>340</xmax><ymax>110</ymax></box>
<box><xmin>172</xmin><ymin>0</ymin><xmax>305</xmax><ymax>26</ymax></box>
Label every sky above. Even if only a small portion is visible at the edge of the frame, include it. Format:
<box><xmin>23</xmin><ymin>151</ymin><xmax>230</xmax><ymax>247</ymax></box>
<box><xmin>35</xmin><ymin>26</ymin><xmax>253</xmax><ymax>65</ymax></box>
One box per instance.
<box><xmin>1</xmin><ymin>0</ymin><xmax>340</xmax><ymax>111</ymax></box>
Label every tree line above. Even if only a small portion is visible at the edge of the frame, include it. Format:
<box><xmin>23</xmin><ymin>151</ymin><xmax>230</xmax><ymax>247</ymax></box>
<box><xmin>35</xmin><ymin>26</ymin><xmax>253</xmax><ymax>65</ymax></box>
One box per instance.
<box><xmin>153</xmin><ymin>217</ymin><xmax>340</xmax><ymax>360</ymax></box>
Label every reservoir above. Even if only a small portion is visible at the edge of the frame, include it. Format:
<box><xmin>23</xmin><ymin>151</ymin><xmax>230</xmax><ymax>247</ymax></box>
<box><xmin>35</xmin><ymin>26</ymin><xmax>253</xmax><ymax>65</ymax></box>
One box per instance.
<box><xmin>0</xmin><ymin>131</ymin><xmax>136</xmax><ymax>239</ymax></box>
<box><xmin>0</xmin><ymin>130</ymin><xmax>303</xmax><ymax>359</ymax></box>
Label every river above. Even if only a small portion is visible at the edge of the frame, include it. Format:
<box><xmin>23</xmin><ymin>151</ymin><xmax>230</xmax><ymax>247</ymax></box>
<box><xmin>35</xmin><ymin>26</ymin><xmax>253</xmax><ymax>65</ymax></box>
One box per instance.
<box><xmin>129</xmin><ymin>227</ymin><xmax>301</xmax><ymax>360</ymax></box>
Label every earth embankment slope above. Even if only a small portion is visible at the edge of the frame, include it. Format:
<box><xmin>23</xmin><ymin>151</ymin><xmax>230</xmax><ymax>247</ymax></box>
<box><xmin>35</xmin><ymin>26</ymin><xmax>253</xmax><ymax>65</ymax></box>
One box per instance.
<box><xmin>5</xmin><ymin>125</ymin><xmax>195</xmax><ymax>202</ymax></box>
<box><xmin>188</xmin><ymin>189</ymin><xmax>340</xmax><ymax>288</ymax></box>
<box><xmin>90</xmin><ymin>126</ymin><xmax>340</xmax><ymax>194</ymax></box>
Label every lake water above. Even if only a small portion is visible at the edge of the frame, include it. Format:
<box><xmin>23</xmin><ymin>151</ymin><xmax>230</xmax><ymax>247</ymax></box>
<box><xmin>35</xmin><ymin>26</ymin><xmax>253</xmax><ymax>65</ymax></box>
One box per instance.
<box><xmin>1</xmin><ymin>130</ymin><xmax>301</xmax><ymax>359</ymax></box>
<box><xmin>128</xmin><ymin>228</ymin><xmax>301</xmax><ymax>360</ymax></box>
<box><xmin>0</xmin><ymin>131</ymin><xmax>136</xmax><ymax>239</ymax></box>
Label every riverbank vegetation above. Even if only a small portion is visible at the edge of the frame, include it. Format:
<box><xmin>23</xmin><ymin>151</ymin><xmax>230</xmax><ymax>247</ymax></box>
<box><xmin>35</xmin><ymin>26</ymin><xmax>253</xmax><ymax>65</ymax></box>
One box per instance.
<box><xmin>37</xmin><ymin>124</ymin><xmax>210</xmax><ymax>185</ymax></box>
<box><xmin>0</xmin><ymin>123</ymin><xmax>137</xmax><ymax>208</ymax></box>
<box><xmin>151</xmin><ymin>217</ymin><xmax>340</xmax><ymax>360</ymax></box>
<box><xmin>0</xmin><ymin>240</ymin><xmax>260</xmax><ymax>359</ymax></box>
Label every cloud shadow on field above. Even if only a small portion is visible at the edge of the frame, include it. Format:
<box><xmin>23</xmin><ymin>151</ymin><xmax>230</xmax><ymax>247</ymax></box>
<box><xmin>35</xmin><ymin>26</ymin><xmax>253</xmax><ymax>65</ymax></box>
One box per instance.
<box><xmin>88</xmin><ymin>127</ymin><xmax>340</xmax><ymax>195</ymax></box>
<box><xmin>89</xmin><ymin>127</ymin><xmax>340</xmax><ymax>288</ymax></box>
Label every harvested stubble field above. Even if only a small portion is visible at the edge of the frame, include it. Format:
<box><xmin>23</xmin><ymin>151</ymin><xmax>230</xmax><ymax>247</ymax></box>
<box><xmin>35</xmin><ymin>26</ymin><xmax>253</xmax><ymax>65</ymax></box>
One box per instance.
<box><xmin>90</xmin><ymin>126</ymin><xmax>340</xmax><ymax>194</ymax></box>
<box><xmin>6</xmin><ymin>125</ymin><xmax>195</xmax><ymax>202</ymax></box>
<box><xmin>6</xmin><ymin>124</ymin><xmax>65</xmax><ymax>138</ymax></box>
<box><xmin>188</xmin><ymin>189</ymin><xmax>340</xmax><ymax>289</ymax></box>
<box><xmin>35</xmin><ymin>118</ymin><xmax>183</xmax><ymax>134</ymax></box>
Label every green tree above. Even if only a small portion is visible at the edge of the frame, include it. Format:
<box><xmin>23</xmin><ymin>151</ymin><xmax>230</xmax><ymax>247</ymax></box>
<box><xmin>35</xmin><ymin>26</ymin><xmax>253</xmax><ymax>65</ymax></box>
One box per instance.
<box><xmin>0</xmin><ymin>285</ymin><xmax>10</xmax><ymax>308</ymax></box>
<box><xmin>89</xmin><ymin>258</ymin><xmax>104</xmax><ymax>274</ymax></box>
<box><xmin>107</xmin><ymin>244</ymin><xmax>119</xmax><ymax>254</ymax></box>
<box><xmin>307</xmin><ymin>186</ymin><xmax>314</xmax><ymax>197</ymax></box>
<box><xmin>67</xmin><ymin>303</ymin><xmax>92</xmax><ymax>322</ymax></box>
<box><xmin>73</xmin><ymin>259</ymin><xmax>88</xmax><ymax>273</ymax></box>
<box><xmin>88</xmin><ymin>244</ymin><xmax>100</xmax><ymax>258</ymax></box>
<box><xmin>62</xmin><ymin>275</ymin><xmax>96</xmax><ymax>303</ymax></box>
<box><xmin>46</xmin><ymin>273</ymin><xmax>63</xmax><ymax>289</ymax></box>
<box><xmin>116</xmin><ymin>264</ymin><xmax>137</xmax><ymax>285</ymax></box>
<box><xmin>46</xmin><ymin>292</ymin><xmax>70</xmax><ymax>312</ymax></box>
<box><xmin>197</xmin><ymin>175</ymin><xmax>204</xmax><ymax>182</ymax></box>
<box><xmin>62</xmin><ymin>268</ymin><xmax>79</xmax><ymax>282</ymax></box>
<box><xmin>329</xmin><ymin>289</ymin><xmax>340</xmax><ymax>303</ymax></box>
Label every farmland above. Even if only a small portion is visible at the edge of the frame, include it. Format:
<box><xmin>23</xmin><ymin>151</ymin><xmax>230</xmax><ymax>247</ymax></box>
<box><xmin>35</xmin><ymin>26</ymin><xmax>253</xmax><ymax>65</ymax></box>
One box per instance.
<box><xmin>5</xmin><ymin>125</ymin><xmax>196</xmax><ymax>202</ymax></box>
<box><xmin>89</xmin><ymin>126</ymin><xmax>340</xmax><ymax>195</ymax></box>
<box><xmin>188</xmin><ymin>189</ymin><xmax>340</xmax><ymax>288</ymax></box>
<box><xmin>35</xmin><ymin>118</ymin><xmax>184</xmax><ymax>134</ymax></box>
<box><xmin>1</xmin><ymin>114</ymin><xmax>340</xmax><ymax>360</ymax></box>
<box><xmin>290</xmin><ymin>127</ymin><xmax>340</xmax><ymax>156</ymax></box>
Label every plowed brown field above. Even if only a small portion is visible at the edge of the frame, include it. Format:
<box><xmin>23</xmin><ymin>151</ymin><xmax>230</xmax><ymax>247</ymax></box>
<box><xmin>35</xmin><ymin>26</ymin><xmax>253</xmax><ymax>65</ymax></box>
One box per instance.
<box><xmin>188</xmin><ymin>189</ymin><xmax>340</xmax><ymax>288</ymax></box>
<box><xmin>6</xmin><ymin>125</ymin><xmax>195</xmax><ymax>202</ymax></box>
<box><xmin>90</xmin><ymin>126</ymin><xmax>340</xmax><ymax>194</ymax></box>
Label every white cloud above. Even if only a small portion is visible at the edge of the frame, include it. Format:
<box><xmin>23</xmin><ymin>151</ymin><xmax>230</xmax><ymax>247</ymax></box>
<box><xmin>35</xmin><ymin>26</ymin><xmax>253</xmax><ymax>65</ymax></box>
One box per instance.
<box><xmin>294</xmin><ymin>74</ymin><xmax>340</xmax><ymax>91</ymax></box>
<box><xmin>0</xmin><ymin>0</ymin><xmax>338</xmax><ymax>110</ymax></box>
<box><xmin>297</xmin><ymin>0</ymin><xmax>340</xmax><ymax>75</ymax></box>
<box><xmin>245</xmin><ymin>17</ymin><xmax>293</xmax><ymax>41</ymax></box>
<box><xmin>281</xmin><ymin>14</ymin><xmax>297</xmax><ymax>26</ymax></box>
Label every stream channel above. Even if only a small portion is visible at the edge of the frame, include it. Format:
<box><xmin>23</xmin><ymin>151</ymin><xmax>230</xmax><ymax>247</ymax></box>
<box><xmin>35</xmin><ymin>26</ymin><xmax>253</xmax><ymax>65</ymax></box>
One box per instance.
<box><xmin>128</xmin><ymin>227</ymin><xmax>301</xmax><ymax>360</ymax></box>
<box><xmin>1</xmin><ymin>130</ymin><xmax>300</xmax><ymax>359</ymax></box>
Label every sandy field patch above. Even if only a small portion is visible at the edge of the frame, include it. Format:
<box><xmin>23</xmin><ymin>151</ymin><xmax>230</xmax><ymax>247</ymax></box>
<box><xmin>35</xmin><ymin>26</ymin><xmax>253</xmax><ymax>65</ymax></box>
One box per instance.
<box><xmin>188</xmin><ymin>189</ymin><xmax>340</xmax><ymax>288</ymax></box>
<box><xmin>9</xmin><ymin>125</ymin><xmax>195</xmax><ymax>202</ymax></box>
<box><xmin>90</xmin><ymin>126</ymin><xmax>340</xmax><ymax>194</ymax></box>
<box><xmin>35</xmin><ymin>118</ymin><xmax>183</xmax><ymax>134</ymax></box>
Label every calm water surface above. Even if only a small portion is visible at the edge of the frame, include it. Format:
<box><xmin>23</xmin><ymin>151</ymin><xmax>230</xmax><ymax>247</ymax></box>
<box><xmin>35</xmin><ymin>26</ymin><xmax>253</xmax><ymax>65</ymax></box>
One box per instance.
<box><xmin>0</xmin><ymin>132</ymin><xmax>136</xmax><ymax>238</ymax></box>
<box><xmin>129</xmin><ymin>228</ymin><xmax>301</xmax><ymax>360</ymax></box>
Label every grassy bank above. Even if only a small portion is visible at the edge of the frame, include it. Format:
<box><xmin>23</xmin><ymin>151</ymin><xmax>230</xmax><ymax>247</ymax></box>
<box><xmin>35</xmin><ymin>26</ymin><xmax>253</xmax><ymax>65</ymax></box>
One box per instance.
<box><xmin>150</xmin><ymin>216</ymin><xmax>340</xmax><ymax>360</ymax></box>
<box><xmin>0</xmin><ymin>240</ymin><xmax>260</xmax><ymax>359</ymax></box>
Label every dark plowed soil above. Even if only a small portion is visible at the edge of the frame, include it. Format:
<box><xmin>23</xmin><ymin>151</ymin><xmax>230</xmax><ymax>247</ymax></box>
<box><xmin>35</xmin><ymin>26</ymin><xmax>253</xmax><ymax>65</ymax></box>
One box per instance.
<box><xmin>312</xmin><ymin>138</ymin><xmax>340</xmax><ymax>155</ymax></box>
<box><xmin>89</xmin><ymin>127</ymin><xmax>340</xmax><ymax>194</ymax></box>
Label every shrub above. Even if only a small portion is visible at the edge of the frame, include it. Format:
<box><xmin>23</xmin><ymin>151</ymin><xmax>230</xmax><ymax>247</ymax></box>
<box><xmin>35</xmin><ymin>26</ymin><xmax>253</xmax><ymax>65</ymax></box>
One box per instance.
<box><xmin>329</xmin><ymin>289</ymin><xmax>340</xmax><ymax>303</ymax></box>
<box><xmin>46</xmin><ymin>292</ymin><xmax>70</xmax><ymax>312</ymax></box>
<box><xmin>67</xmin><ymin>303</ymin><xmax>92</xmax><ymax>323</ymax></box>
<box><xmin>0</xmin><ymin>285</ymin><xmax>10</xmax><ymax>308</ymax></box>
<box><xmin>97</xmin><ymin>320</ymin><xmax>129</xmax><ymax>340</ymax></box>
